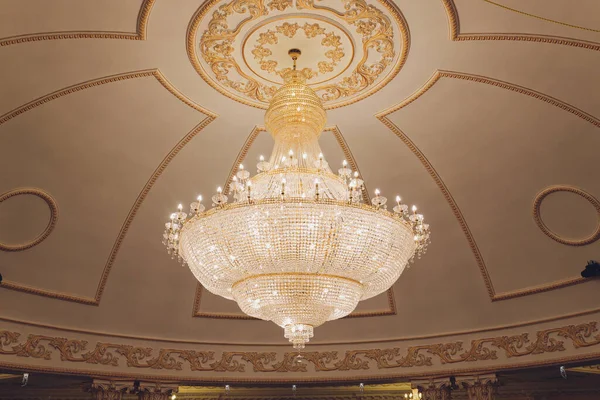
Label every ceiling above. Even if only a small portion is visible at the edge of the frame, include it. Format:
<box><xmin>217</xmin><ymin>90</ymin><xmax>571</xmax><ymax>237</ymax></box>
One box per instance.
<box><xmin>0</xmin><ymin>0</ymin><xmax>599</xmax><ymax>373</ymax></box>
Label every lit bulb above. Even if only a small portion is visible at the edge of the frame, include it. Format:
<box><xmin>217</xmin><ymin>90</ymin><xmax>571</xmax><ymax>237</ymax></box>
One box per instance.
<box><xmin>318</xmin><ymin>153</ymin><xmax>323</xmax><ymax>160</ymax></box>
<box><xmin>314</xmin><ymin>178</ymin><xmax>320</xmax><ymax>185</ymax></box>
<box><xmin>353</xmin><ymin>171</ymin><xmax>359</xmax><ymax>178</ymax></box>
<box><xmin>396</xmin><ymin>195</ymin><xmax>401</xmax><ymax>203</ymax></box>
<box><xmin>289</xmin><ymin>149</ymin><xmax>294</xmax><ymax>157</ymax></box>
<box><xmin>412</xmin><ymin>205</ymin><xmax>417</xmax><ymax>212</ymax></box>
<box><xmin>259</xmin><ymin>155</ymin><xmax>264</xmax><ymax>161</ymax></box>
<box><xmin>282</xmin><ymin>178</ymin><xmax>287</xmax><ymax>184</ymax></box>
<box><xmin>342</xmin><ymin>160</ymin><xmax>347</xmax><ymax>167</ymax></box>
<box><xmin>232</xmin><ymin>176</ymin><xmax>237</xmax><ymax>182</ymax></box>
<box><xmin>302</xmin><ymin>153</ymin><xmax>307</xmax><ymax>160</ymax></box>
<box><xmin>239</xmin><ymin>164</ymin><xmax>244</xmax><ymax>170</ymax></box>
<box><xmin>217</xmin><ymin>186</ymin><xmax>222</xmax><ymax>193</ymax></box>
<box><xmin>247</xmin><ymin>181</ymin><xmax>252</xmax><ymax>187</ymax></box>
<box><xmin>375</xmin><ymin>189</ymin><xmax>380</xmax><ymax>196</ymax></box>
<box><xmin>177</xmin><ymin>204</ymin><xmax>183</xmax><ymax>211</ymax></box>
<box><xmin>197</xmin><ymin>195</ymin><xmax>202</xmax><ymax>202</ymax></box>
<box><xmin>296</xmin><ymin>106</ymin><xmax>301</xmax><ymax>111</ymax></box>
<box><xmin>282</xmin><ymin>156</ymin><xmax>287</xmax><ymax>163</ymax></box>
<box><xmin>170</xmin><ymin>213</ymin><xmax>176</xmax><ymax>220</ymax></box>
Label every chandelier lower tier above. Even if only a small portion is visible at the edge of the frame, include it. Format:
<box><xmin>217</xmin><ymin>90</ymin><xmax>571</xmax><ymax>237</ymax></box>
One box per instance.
<box><xmin>163</xmin><ymin>50</ymin><xmax>430</xmax><ymax>348</ymax></box>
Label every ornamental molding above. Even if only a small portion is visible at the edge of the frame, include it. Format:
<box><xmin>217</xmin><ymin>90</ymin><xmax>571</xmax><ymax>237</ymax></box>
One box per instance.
<box><xmin>86</xmin><ymin>379</ymin><xmax>134</xmax><ymax>400</ymax></box>
<box><xmin>187</xmin><ymin>0</ymin><xmax>410</xmax><ymax>110</ymax></box>
<box><xmin>533</xmin><ymin>185</ymin><xmax>600</xmax><ymax>246</ymax></box>
<box><xmin>0</xmin><ymin>0</ymin><xmax>155</xmax><ymax>46</ymax></box>
<box><xmin>459</xmin><ymin>374</ymin><xmax>498</xmax><ymax>400</ymax></box>
<box><xmin>138</xmin><ymin>382</ymin><xmax>179</xmax><ymax>400</ymax></box>
<box><xmin>413</xmin><ymin>378</ymin><xmax>452</xmax><ymax>400</ymax></box>
<box><xmin>0</xmin><ymin>188</ymin><xmax>58</xmax><ymax>252</ymax></box>
<box><xmin>0</xmin><ymin>70</ymin><xmax>216</xmax><ymax>305</ymax></box>
<box><xmin>1</xmin><ymin>322</ymin><xmax>599</xmax><ymax>379</ymax></box>
<box><xmin>376</xmin><ymin>69</ymin><xmax>600</xmax><ymax>302</ymax></box>
<box><xmin>4</xmin><ymin>307</ymin><xmax>600</xmax><ymax>348</ymax></box>
<box><xmin>441</xmin><ymin>0</ymin><xmax>600</xmax><ymax>52</ymax></box>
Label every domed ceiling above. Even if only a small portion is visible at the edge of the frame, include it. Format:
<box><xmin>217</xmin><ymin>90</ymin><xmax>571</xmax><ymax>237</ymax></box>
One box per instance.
<box><xmin>0</xmin><ymin>0</ymin><xmax>599</xmax><ymax>383</ymax></box>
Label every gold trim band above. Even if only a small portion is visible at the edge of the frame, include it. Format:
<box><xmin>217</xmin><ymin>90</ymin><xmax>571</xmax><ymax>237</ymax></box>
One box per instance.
<box><xmin>232</xmin><ymin>272</ymin><xmax>363</xmax><ymax>290</ymax></box>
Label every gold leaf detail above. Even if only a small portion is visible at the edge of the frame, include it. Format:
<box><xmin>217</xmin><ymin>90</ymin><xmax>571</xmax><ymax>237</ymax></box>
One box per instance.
<box><xmin>267</xmin><ymin>0</ymin><xmax>292</xmax><ymax>11</ymax></box>
<box><xmin>275</xmin><ymin>22</ymin><xmax>300</xmax><ymax>38</ymax></box>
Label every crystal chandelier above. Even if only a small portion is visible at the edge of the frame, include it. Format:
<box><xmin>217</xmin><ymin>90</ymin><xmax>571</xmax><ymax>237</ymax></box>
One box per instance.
<box><xmin>163</xmin><ymin>50</ymin><xmax>430</xmax><ymax>348</ymax></box>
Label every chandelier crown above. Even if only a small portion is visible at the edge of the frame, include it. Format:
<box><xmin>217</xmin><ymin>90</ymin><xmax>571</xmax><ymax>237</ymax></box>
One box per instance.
<box><xmin>265</xmin><ymin>49</ymin><xmax>327</xmax><ymax>146</ymax></box>
<box><xmin>163</xmin><ymin>49</ymin><xmax>431</xmax><ymax>349</ymax></box>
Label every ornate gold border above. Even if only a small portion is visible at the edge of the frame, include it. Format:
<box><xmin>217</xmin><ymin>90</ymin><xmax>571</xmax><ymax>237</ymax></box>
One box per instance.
<box><xmin>193</xmin><ymin>125</ymin><xmax>393</xmax><ymax>319</ymax></box>
<box><xmin>186</xmin><ymin>0</ymin><xmax>411</xmax><ymax>110</ymax></box>
<box><xmin>0</xmin><ymin>70</ymin><xmax>217</xmax><ymax>305</ymax></box>
<box><xmin>533</xmin><ymin>185</ymin><xmax>600</xmax><ymax>246</ymax></box>
<box><xmin>376</xmin><ymin>70</ymin><xmax>600</xmax><ymax>302</ymax></box>
<box><xmin>0</xmin><ymin>322</ymin><xmax>599</xmax><ymax>382</ymax></box>
<box><xmin>0</xmin><ymin>188</ymin><xmax>58</xmax><ymax>252</ymax></box>
<box><xmin>0</xmin><ymin>0</ymin><xmax>156</xmax><ymax>47</ymax></box>
<box><xmin>3</xmin><ymin>305</ymin><xmax>600</xmax><ymax>347</ymax></box>
<box><xmin>441</xmin><ymin>0</ymin><xmax>600</xmax><ymax>51</ymax></box>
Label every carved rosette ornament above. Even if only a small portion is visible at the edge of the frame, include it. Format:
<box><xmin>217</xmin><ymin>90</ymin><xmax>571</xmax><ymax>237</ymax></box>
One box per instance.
<box><xmin>188</xmin><ymin>0</ymin><xmax>409</xmax><ymax>109</ymax></box>
<box><xmin>86</xmin><ymin>379</ymin><xmax>134</xmax><ymax>400</ymax></box>
<box><xmin>138</xmin><ymin>382</ymin><xmax>178</xmax><ymax>400</ymax></box>
<box><xmin>414</xmin><ymin>378</ymin><xmax>452</xmax><ymax>400</ymax></box>
<box><xmin>461</xmin><ymin>375</ymin><xmax>498</xmax><ymax>400</ymax></box>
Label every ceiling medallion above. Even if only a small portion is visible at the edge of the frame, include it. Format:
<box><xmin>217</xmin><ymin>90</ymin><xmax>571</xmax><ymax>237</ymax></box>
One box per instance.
<box><xmin>188</xmin><ymin>0</ymin><xmax>408</xmax><ymax>109</ymax></box>
<box><xmin>164</xmin><ymin>51</ymin><xmax>430</xmax><ymax>348</ymax></box>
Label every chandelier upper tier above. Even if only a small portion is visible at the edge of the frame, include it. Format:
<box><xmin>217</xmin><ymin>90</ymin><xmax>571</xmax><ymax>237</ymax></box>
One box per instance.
<box><xmin>163</xmin><ymin>50</ymin><xmax>430</xmax><ymax>349</ymax></box>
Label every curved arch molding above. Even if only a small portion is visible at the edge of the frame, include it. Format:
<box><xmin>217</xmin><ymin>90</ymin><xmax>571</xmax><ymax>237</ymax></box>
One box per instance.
<box><xmin>0</xmin><ymin>188</ymin><xmax>58</xmax><ymax>252</ymax></box>
<box><xmin>376</xmin><ymin>70</ymin><xmax>600</xmax><ymax>302</ymax></box>
<box><xmin>483</xmin><ymin>0</ymin><xmax>600</xmax><ymax>33</ymax></box>
<box><xmin>533</xmin><ymin>185</ymin><xmax>600</xmax><ymax>246</ymax></box>
<box><xmin>0</xmin><ymin>0</ymin><xmax>155</xmax><ymax>47</ymax></box>
<box><xmin>0</xmin><ymin>70</ymin><xmax>217</xmax><ymax>305</ymax></box>
<box><xmin>441</xmin><ymin>0</ymin><xmax>600</xmax><ymax>51</ymax></box>
<box><xmin>0</xmin><ymin>320</ymin><xmax>599</xmax><ymax>382</ymax></box>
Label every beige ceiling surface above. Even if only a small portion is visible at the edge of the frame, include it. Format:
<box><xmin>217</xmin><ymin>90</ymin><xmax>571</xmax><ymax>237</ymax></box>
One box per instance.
<box><xmin>0</xmin><ymin>0</ymin><xmax>599</xmax><ymax>349</ymax></box>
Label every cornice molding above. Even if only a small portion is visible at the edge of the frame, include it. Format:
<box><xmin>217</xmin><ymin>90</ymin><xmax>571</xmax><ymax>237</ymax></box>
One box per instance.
<box><xmin>0</xmin><ymin>0</ymin><xmax>156</xmax><ymax>47</ymax></box>
<box><xmin>0</xmin><ymin>70</ymin><xmax>216</xmax><ymax>305</ymax></box>
<box><xmin>0</xmin><ymin>321</ymin><xmax>599</xmax><ymax>383</ymax></box>
<box><xmin>533</xmin><ymin>185</ymin><xmax>600</xmax><ymax>247</ymax></box>
<box><xmin>0</xmin><ymin>188</ymin><xmax>58</xmax><ymax>252</ymax></box>
<box><xmin>376</xmin><ymin>70</ymin><xmax>600</xmax><ymax>302</ymax></box>
<box><xmin>441</xmin><ymin>0</ymin><xmax>600</xmax><ymax>52</ymax></box>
